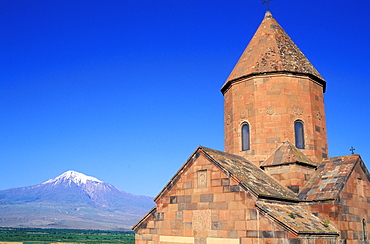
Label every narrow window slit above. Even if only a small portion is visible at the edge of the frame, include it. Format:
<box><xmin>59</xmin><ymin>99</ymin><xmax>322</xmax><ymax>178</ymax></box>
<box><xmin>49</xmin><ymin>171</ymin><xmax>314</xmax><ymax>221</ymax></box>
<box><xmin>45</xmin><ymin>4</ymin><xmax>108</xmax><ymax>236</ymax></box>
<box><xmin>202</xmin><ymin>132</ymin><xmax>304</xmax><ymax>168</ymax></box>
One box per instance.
<box><xmin>294</xmin><ymin>120</ymin><xmax>305</xmax><ymax>149</ymax></box>
<box><xmin>242</xmin><ymin>123</ymin><xmax>250</xmax><ymax>151</ymax></box>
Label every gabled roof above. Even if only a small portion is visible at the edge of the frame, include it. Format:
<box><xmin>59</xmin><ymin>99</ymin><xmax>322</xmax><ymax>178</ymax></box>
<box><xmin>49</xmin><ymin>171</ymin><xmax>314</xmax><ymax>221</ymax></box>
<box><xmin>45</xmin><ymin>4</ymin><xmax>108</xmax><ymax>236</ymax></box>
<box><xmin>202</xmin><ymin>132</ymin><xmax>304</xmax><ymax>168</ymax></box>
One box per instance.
<box><xmin>201</xmin><ymin>147</ymin><xmax>299</xmax><ymax>201</ymax></box>
<box><xmin>261</xmin><ymin>141</ymin><xmax>317</xmax><ymax>168</ymax></box>
<box><xmin>221</xmin><ymin>11</ymin><xmax>325</xmax><ymax>93</ymax></box>
<box><xmin>155</xmin><ymin>146</ymin><xmax>299</xmax><ymax>202</ymax></box>
<box><xmin>256</xmin><ymin>202</ymin><xmax>339</xmax><ymax>235</ymax></box>
<box><xmin>299</xmin><ymin>154</ymin><xmax>368</xmax><ymax>201</ymax></box>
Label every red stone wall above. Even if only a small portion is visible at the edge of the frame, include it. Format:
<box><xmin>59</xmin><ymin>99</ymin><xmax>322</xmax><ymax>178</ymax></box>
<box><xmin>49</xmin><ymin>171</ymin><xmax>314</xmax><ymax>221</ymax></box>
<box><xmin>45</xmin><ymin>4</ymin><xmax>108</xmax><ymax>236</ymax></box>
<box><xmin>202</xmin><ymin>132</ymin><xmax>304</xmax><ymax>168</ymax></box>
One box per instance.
<box><xmin>306</xmin><ymin>163</ymin><xmax>370</xmax><ymax>243</ymax></box>
<box><xmin>134</xmin><ymin>152</ymin><xmax>337</xmax><ymax>244</ymax></box>
<box><xmin>264</xmin><ymin>164</ymin><xmax>316</xmax><ymax>193</ymax></box>
<box><xmin>223</xmin><ymin>73</ymin><xmax>328</xmax><ymax>166</ymax></box>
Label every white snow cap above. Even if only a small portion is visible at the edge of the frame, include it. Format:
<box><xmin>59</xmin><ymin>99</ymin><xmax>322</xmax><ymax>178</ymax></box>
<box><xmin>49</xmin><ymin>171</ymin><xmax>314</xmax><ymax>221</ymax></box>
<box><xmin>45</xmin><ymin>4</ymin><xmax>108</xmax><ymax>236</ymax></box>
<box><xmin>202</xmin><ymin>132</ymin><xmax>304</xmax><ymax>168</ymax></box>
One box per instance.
<box><xmin>43</xmin><ymin>170</ymin><xmax>102</xmax><ymax>185</ymax></box>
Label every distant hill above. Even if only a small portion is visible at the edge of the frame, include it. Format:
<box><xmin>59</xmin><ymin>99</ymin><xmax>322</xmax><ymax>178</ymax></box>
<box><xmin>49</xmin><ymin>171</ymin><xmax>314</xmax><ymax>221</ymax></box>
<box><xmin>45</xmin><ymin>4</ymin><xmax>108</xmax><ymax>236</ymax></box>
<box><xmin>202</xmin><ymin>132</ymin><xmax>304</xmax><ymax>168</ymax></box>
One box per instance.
<box><xmin>0</xmin><ymin>170</ymin><xmax>154</xmax><ymax>230</ymax></box>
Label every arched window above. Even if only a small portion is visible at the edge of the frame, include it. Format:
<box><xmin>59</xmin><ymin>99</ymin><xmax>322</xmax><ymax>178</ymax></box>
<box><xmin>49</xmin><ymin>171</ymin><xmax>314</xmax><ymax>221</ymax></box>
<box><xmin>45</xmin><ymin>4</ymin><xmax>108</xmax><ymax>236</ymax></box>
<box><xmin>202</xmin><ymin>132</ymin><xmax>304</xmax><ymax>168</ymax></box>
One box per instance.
<box><xmin>363</xmin><ymin>218</ymin><xmax>368</xmax><ymax>241</ymax></box>
<box><xmin>242</xmin><ymin>123</ymin><xmax>250</xmax><ymax>151</ymax></box>
<box><xmin>294</xmin><ymin>120</ymin><xmax>305</xmax><ymax>149</ymax></box>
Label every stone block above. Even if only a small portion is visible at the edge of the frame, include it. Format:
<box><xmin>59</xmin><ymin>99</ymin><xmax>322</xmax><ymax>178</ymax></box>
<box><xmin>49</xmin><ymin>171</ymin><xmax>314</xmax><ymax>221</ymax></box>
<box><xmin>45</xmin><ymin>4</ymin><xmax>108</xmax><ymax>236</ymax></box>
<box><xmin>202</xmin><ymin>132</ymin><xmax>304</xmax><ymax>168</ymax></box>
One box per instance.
<box><xmin>212</xmin><ymin>186</ymin><xmax>224</xmax><ymax>194</ymax></box>
<box><xmin>225</xmin><ymin>192</ymin><xmax>235</xmax><ymax>201</ymax></box>
<box><xmin>159</xmin><ymin>236</ymin><xmax>194</xmax><ymax>243</ymax></box>
<box><xmin>183</xmin><ymin>182</ymin><xmax>192</xmax><ymax>189</ymax></box>
<box><xmin>353</xmin><ymin>231</ymin><xmax>358</xmax><ymax>239</ymax></box>
<box><xmin>235</xmin><ymin>221</ymin><xmax>246</xmax><ymax>230</ymax></box>
<box><xmin>170</xmin><ymin>220</ymin><xmax>183</xmax><ymax>230</ymax></box>
<box><xmin>210</xmin><ymin>202</ymin><xmax>228</xmax><ymax>210</ymax></box>
<box><xmin>230</xmin><ymin>210</ymin><xmax>246</xmax><ymax>221</ymax></box>
<box><xmin>211</xmin><ymin>179</ymin><xmax>222</xmax><ymax>187</ymax></box>
<box><xmin>214</xmin><ymin>193</ymin><xmax>226</xmax><ymax>202</ymax></box>
<box><xmin>250</xmin><ymin>209</ymin><xmax>258</xmax><ymax>220</ymax></box>
<box><xmin>219</xmin><ymin>210</ymin><xmax>230</xmax><ymax>221</ymax></box>
<box><xmin>183</xmin><ymin>222</ymin><xmax>192</xmax><ymax>230</ymax></box>
<box><xmin>266</xmin><ymin>137</ymin><xmax>281</xmax><ymax>143</ymax></box>
<box><xmin>200</xmin><ymin>194</ymin><xmax>214</xmax><ymax>202</ymax></box>
<box><xmin>211</xmin><ymin>221</ymin><xmax>222</xmax><ymax>230</ymax></box>
<box><xmin>207</xmin><ymin>237</ymin><xmax>240</xmax><ymax>244</ymax></box>
<box><xmin>168</xmin><ymin>203</ymin><xmax>178</xmax><ymax>212</ymax></box>
<box><xmin>261</xmin><ymin>231</ymin><xmax>273</xmax><ymax>238</ymax></box>
<box><xmin>246</xmin><ymin>220</ymin><xmax>257</xmax><ymax>230</ymax></box>
<box><xmin>192</xmin><ymin>210</ymin><xmax>212</xmax><ymax>231</ymax></box>
<box><xmin>177</xmin><ymin>195</ymin><xmax>192</xmax><ymax>203</ymax></box>
<box><xmin>230</xmin><ymin>185</ymin><xmax>241</xmax><ymax>192</ymax></box>
<box><xmin>222</xmin><ymin>178</ymin><xmax>230</xmax><ymax>186</ymax></box>
<box><xmin>228</xmin><ymin>230</ymin><xmax>238</xmax><ymax>239</ymax></box>
<box><xmin>179</xmin><ymin>203</ymin><xmax>198</xmax><ymax>211</ymax></box>
<box><xmin>349</xmin><ymin>214</ymin><xmax>361</xmax><ymax>222</ymax></box>
<box><xmin>340</xmin><ymin>230</ymin><xmax>348</xmax><ymax>239</ymax></box>
<box><xmin>176</xmin><ymin>211</ymin><xmax>183</xmax><ymax>221</ymax></box>
<box><xmin>246</xmin><ymin>231</ymin><xmax>259</xmax><ymax>238</ymax></box>
<box><xmin>275</xmin><ymin>231</ymin><xmax>285</xmax><ymax>238</ymax></box>
<box><xmin>198</xmin><ymin>202</ymin><xmax>210</xmax><ymax>210</ymax></box>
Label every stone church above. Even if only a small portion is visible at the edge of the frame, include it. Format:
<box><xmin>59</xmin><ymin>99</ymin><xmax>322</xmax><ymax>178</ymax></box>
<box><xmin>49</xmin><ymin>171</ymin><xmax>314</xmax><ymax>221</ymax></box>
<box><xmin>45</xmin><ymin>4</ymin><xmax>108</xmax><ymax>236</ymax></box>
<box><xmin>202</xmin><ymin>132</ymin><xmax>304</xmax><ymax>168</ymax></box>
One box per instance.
<box><xmin>133</xmin><ymin>11</ymin><xmax>370</xmax><ymax>244</ymax></box>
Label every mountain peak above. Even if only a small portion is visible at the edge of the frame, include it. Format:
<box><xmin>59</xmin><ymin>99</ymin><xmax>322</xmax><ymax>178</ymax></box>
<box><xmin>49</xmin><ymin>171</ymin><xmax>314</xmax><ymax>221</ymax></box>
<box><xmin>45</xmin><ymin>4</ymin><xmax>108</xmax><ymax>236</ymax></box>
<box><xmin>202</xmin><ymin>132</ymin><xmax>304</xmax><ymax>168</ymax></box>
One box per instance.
<box><xmin>42</xmin><ymin>170</ymin><xmax>102</xmax><ymax>186</ymax></box>
<box><xmin>0</xmin><ymin>170</ymin><xmax>155</xmax><ymax>230</ymax></box>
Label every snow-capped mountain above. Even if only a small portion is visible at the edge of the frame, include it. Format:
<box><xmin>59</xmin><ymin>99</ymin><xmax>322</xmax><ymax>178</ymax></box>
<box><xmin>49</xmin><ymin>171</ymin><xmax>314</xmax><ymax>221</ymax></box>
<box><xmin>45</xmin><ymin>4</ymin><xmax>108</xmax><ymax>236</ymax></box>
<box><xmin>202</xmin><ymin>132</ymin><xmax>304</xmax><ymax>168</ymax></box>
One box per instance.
<box><xmin>0</xmin><ymin>170</ymin><xmax>154</xmax><ymax>230</ymax></box>
<box><xmin>43</xmin><ymin>170</ymin><xmax>102</xmax><ymax>186</ymax></box>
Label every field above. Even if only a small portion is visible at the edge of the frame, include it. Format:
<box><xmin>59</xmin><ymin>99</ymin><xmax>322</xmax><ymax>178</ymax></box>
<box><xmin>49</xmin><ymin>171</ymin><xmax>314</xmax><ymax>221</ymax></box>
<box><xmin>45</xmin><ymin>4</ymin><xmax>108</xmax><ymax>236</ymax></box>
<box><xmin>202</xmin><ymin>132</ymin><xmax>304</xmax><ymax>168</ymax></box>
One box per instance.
<box><xmin>0</xmin><ymin>228</ymin><xmax>134</xmax><ymax>243</ymax></box>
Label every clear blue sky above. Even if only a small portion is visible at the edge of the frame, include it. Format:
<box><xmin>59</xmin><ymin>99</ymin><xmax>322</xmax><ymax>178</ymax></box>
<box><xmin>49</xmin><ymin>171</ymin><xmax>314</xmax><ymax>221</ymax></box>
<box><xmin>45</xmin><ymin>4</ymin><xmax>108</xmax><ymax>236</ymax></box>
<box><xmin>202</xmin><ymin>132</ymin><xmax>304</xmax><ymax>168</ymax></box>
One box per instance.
<box><xmin>1</xmin><ymin>0</ymin><xmax>369</xmax><ymax>197</ymax></box>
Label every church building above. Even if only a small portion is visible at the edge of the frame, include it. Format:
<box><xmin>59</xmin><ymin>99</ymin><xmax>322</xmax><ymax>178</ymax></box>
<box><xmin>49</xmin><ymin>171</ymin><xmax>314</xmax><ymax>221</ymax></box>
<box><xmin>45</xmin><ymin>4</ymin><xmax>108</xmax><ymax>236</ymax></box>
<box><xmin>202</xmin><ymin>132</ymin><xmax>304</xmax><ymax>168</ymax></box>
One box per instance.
<box><xmin>133</xmin><ymin>11</ymin><xmax>370</xmax><ymax>244</ymax></box>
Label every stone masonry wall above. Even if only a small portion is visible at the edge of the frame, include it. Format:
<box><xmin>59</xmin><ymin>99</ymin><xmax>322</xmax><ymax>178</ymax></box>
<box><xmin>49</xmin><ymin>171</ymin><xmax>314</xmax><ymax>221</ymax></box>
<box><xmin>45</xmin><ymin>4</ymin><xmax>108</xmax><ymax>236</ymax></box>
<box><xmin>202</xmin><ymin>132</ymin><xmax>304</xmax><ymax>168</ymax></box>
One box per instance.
<box><xmin>264</xmin><ymin>164</ymin><xmax>316</xmax><ymax>194</ymax></box>
<box><xmin>135</xmin><ymin>152</ymin><xmax>337</xmax><ymax>244</ymax></box>
<box><xmin>223</xmin><ymin>74</ymin><xmax>328</xmax><ymax>166</ymax></box>
<box><xmin>306</xmin><ymin>163</ymin><xmax>370</xmax><ymax>244</ymax></box>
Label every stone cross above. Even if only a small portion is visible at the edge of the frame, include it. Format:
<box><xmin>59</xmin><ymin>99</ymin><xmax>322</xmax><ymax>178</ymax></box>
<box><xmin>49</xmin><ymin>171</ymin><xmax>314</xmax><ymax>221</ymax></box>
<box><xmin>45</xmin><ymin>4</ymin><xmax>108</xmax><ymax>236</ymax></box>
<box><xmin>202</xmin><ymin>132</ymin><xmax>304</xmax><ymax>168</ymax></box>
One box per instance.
<box><xmin>262</xmin><ymin>0</ymin><xmax>273</xmax><ymax>11</ymax></box>
<box><xmin>350</xmin><ymin>146</ymin><xmax>356</xmax><ymax>155</ymax></box>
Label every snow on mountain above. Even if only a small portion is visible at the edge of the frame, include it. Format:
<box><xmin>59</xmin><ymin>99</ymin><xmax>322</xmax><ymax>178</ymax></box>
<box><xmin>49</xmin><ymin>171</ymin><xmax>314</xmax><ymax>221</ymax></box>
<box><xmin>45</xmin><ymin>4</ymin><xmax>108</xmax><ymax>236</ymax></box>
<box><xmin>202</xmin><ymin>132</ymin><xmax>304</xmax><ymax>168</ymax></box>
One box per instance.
<box><xmin>42</xmin><ymin>170</ymin><xmax>102</xmax><ymax>186</ymax></box>
<box><xmin>0</xmin><ymin>170</ymin><xmax>155</xmax><ymax>230</ymax></box>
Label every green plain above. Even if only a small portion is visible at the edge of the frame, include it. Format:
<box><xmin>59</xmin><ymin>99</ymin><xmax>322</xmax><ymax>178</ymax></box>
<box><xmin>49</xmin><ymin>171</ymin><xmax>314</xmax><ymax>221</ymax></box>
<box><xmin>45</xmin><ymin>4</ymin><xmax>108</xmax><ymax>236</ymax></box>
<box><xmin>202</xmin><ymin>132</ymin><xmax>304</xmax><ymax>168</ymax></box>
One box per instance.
<box><xmin>0</xmin><ymin>227</ymin><xmax>134</xmax><ymax>243</ymax></box>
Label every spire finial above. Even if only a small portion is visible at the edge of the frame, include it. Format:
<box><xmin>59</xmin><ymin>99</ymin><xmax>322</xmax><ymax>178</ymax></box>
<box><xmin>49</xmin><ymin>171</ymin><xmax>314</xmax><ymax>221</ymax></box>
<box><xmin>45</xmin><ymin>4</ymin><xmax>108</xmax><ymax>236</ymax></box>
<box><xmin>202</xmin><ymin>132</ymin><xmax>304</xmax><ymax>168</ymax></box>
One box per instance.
<box><xmin>262</xmin><ymin>0</ymin><xmax>273</xmax><ymax>12</ymax></box>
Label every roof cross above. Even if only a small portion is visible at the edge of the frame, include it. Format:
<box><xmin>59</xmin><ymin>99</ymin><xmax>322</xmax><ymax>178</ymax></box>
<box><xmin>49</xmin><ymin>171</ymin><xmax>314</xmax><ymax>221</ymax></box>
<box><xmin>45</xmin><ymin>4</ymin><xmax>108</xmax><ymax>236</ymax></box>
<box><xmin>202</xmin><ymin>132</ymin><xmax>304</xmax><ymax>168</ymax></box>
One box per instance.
<box><xmin>350</xmin><ymin>146</ymin><xmax>356</xmax><ymax>155</ymax></box>
<box><xmin>262</xmin><ymin>0</ymin><xmax>273</xmax><ymax>11</ymax></box>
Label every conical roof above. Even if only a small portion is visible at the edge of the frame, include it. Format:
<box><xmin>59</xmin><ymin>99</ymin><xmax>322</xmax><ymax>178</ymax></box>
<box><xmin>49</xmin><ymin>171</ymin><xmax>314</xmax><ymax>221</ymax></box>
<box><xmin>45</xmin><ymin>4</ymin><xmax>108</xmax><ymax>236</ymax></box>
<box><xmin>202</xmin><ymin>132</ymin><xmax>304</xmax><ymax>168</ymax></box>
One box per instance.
<box><xmin>222</xmin><ymin>11</ymin><xmax>325</xmax><ymax>92</ymax></box>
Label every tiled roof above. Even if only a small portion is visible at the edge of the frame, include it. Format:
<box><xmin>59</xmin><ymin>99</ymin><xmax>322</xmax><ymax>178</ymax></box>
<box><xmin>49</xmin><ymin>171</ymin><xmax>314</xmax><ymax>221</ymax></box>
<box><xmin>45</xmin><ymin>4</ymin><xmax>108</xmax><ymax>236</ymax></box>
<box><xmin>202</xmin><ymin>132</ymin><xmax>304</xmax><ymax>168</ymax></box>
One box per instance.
<box><xmin>201</xmin><ymin>147</ymin><xmax>299</xmax><ymax>201</ymax></box>
<box><xmin>221</xmin><ymin>11</ymin><xmax>325</xmax><ymax>93</ymax></box>
<box><xmin>299</xmin><ymin>155</ymin><xmax>363</xmax><ymax>200</ymax></box>
<box><xmin>256</xmin><ymin>202</ymin><xmax>339</xmax><ymax>235</ymax></box>
<box><xmin>261</xmin><ymin>141</ymin><xmax>317</xmax><ymax>168</ymax></box>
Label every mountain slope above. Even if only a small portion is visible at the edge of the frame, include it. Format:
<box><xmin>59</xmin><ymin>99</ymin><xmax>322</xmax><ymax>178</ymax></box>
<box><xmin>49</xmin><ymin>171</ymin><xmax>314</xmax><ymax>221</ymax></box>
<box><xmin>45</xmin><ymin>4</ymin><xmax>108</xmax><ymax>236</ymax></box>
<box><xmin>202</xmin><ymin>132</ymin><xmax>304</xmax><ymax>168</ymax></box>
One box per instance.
<box><xmin>0</xmin><ymin>170</ymin><xmax>154</xmax><ymax>230</ymax></box>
